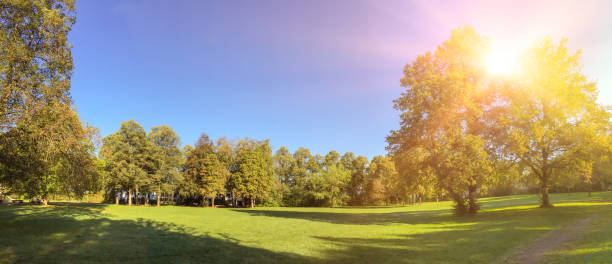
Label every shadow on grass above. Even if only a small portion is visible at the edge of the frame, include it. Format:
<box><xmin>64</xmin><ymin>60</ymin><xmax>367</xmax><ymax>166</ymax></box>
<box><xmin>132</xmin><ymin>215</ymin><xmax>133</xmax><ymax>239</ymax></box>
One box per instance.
<box><xmin>233</xmin><ymin>192</ymin><xmax>612</xmax><ymax>226</ymax></box>
<box><xmin>538</xmin><ymin>205</ymin><xmax>612</xmax><ymax>263</ymax></box>
<box><xmin>306</xmin><ymin>204</ymin><xmax>612</xmax><ymax>263</ymax></box>
<box><xmin>0</xmin><ymin>203</ymin><xmax>313</xmax><ymax>264</ymax></box>
<box><xmin>231</xmin><ymin>208</ymin><xmax>454</xmax><ymax>225</ymax></box>
<box><xmin>1</xmin><ymin>201</ymin><xmax>611</xmax><ymax>264</ymax></box>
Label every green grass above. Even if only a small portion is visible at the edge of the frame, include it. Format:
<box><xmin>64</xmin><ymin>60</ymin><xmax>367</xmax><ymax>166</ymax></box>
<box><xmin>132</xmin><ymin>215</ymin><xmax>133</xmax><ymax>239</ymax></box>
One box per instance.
<box><xmin>1</xmin><ymin>192</ymin><xmax>611</xmax><ymax>263</ymax></box>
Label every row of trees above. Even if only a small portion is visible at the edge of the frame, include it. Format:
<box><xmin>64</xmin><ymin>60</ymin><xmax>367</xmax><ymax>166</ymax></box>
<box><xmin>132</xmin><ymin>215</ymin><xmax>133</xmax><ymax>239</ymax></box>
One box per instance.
<box><xmin>271</xmin><ymin>147</ymin><xmax>400</xmax><ymax>206</ymax></box>
<box><xmin>99</xmin><ymin>121</ymin><xmax>276</xmax><ymax>208</ymax></box>
<box><xmin>96</xmin><ymin>120</ymin><xmax>402</xmax><ymax>208</ymax></box>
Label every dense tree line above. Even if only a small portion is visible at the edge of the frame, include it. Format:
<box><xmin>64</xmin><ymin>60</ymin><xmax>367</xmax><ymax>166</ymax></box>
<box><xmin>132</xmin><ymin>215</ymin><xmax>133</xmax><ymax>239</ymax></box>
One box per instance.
<box><xmin>96</xmin><ymin>123</ymin><xmax>403</xmax><ymax>208</ymax></box>
<box><xmin>1</xmin><ymin>2</ymin><xmax>611</xmax><ymax>214</ymax></box>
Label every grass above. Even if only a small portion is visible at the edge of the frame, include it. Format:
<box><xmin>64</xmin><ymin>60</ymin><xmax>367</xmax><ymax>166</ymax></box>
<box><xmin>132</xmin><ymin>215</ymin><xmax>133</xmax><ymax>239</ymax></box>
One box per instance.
<box><xmin>1</xmin><ymin>192</ymin><xmax>611</xmax><ymax>263</ymax></box>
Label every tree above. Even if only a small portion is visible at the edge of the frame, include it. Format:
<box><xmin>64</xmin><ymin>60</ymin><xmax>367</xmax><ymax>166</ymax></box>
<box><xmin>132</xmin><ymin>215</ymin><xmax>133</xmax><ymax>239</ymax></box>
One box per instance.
<box><xmin>367</xmin><ymin>156</ymin><xmax>399</xmax><ymax>205</ymax></box>
<box><xmin>233</xmin><ymin>138</ymin><xmax>274</xmax><ymax>208</ymax></box>
<box><xmin>311</xmin><ymin>165</ymin><xmax>350</xmax><ymax>207</ymax></box>
<box><xmin>0</xmin><ymin>104</ymin><xmax>98</xmax><ymax>205</ymax></box>
<box><xmin>0</xmin><ymin>106</ymin><xmax>96</xmax><ymax>205</ymax></box>
<box><xmin>0</xmin><ymin>0</ymin><xmax>75</xmax><ymax>130</ymax></box>
<box><xmin>213</xmin><ymin>137</ymin><xmax>238</xmax><ymax>206</ymax></box>
<box><xmin>496</xmin><ymin>38</ymin><xmax>610</xmax><ymax>207</ymax></box>
<box><xmin>289</xmin><ymin>147</ymin><xmax>314</xmax><ymax>206</ymax></box>
<box><xmin>185</xmin><ymin>144</ymin><xmax>228</xmax><ymax>207</ymax></box>
<box><xmin>0</xmin><ymin>0</ymin><xmax>87</xmax><ymax>206</ymax></box>
<box><xmin>342</xmin><ymin>153</ymin><xmax>369</xmax><ymax>205</ymax></box>
<box><xmin>101</xmin><ymin>120</ymin><xmax>156</xmax><ymax>206</ymax></box>
<box><xmin>387</xmin><ymin>26</ymin><xmax>495</xmax><ymax>215</ymax></box>
<box><xmin>274</xmin><ymin>146</ymin><xmax>295</xmax><ymax>186</ymax></box>
<box><xmin>592</xmin><ymin>148</ymin><xmax>612</xmax><ymax>191</ymax></box>
<box><xmin>324</xmin><ymin>150</ymin><xmax>341</xmax><ymax>168</ymax></box>
<box><xmin>271</xmin><ymin>146</ymin><xmax>295</xmax><ymax>206</ymax></box>
<box><xmin>148</xmin><ymin>125</ymin><xmax>182</xmax><ymax>206</ymax></box>
<box><xmin>179</xmin><ymin>133</ymin><xmax>214</xmax><ymax>205</ymax></box>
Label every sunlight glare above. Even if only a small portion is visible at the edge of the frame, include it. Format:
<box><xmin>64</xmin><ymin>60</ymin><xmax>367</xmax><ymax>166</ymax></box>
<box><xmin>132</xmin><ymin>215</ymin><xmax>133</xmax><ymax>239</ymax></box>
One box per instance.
<box><xmin>485</xmin><ymin>45</ymin><xmax>520</xmax><ymax>76</ymax></box>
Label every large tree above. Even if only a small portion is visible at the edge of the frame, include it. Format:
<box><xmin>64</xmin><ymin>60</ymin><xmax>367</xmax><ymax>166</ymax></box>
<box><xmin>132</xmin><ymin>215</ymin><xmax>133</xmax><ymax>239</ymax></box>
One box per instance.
<box><xmin>0</xmin><ymin>0</ymin><xmax>75</xmax><ymax>130</ymax></box>
<box><xmin>367</xmin><ymin>156</ymin><xmax>399</xmax><ymax>205</ymax></box>
<box><xmin>496</xmin><ymin>38</ymin><xmax>610</xmax><ymax>207</ymax></box>
<box><xmin>274</xmin><ymin>146</ymin><xmax>295</xmax><ymax>186</ymax></box>
<box><xmin>232</xmin><ymin>138</ymin><xmax>274</xmax><ymax>208</ymax></box>
<box><xmin>0</xmin><ymin>105</ymin><xmax>98</xmax><ymax>205</ymax></box>
<box><xmin>0</xmin><ymin>0</ymin><xmax>89</xmax><ymax>205</ymax></box>
<box><xmin>340</xmin><ymin>152</ymin><xmax>370</xmax><ymax>205</ymax></box>
<box><xmin>184</xmin><ymin>136</ymin><xmax>229</xmax><ymax>207</ymax></box>
<box><xmin>310</xmin><ymin>164</ymin><xmax>350</xmax><ymax>207</ymax></box>
<box><xmin>387</xmin><ymin>26</ymin><xmax>495</xmax><ymax>215</ymax></box>
<box><xmin>101</xmin><ymin>120</ymin><xmax>157</xmax><ymax>206</ymax></box>
<box><xmin>148</xmin><ymin>125</ymin><xmax>182</xmax><ymax>206</ymax></box>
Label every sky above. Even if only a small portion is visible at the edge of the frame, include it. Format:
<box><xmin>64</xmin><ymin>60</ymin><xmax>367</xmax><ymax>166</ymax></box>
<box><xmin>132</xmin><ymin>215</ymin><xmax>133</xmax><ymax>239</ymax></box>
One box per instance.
<box><xmin>69</xmin><ymin>0</ymin><xmax>612</xmax><ymax>158</ymax></box>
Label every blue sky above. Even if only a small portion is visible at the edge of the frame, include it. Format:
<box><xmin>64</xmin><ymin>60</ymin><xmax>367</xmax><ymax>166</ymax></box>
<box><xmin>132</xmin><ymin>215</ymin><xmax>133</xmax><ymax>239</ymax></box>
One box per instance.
<box><xmin>69</xmin><ymin>0</ymin><xmax>612</xmax><ymax>158</ymax></box>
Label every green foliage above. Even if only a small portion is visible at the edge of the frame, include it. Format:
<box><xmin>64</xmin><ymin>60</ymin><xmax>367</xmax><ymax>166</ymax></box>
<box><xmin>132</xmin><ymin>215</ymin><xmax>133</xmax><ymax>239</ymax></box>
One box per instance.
<box><xmin>310</xmin><ymin>165</ymin><xmax>350</xmax><ymax>207</ymax></box>
<box><xmin>495</xmin><ymin>38</ymin><xmax>611</xmax><ymax>207</ymax></box>
<box><xmin>387</xmin><ymin>26</ymin><xmax>495</xmax><ymax>215</ymax></box>
<box><xmin>0</xmin><ymin>0</ymin><xmax>99</xmax><ymax>205</ymax></box>
<box><xmin>232</xmin><ymin>139</ymin><xmax>274</xmax><ymax>207</ymax></box>
<box><xmin>0</xmin><ymin>103</ymin><xmax>98</xmax><ymax>204</ymax></box>
<box><xmin>0</xmin><ymin>0</ymin><xmax>76</xmax><ymax>130</ymax></box>
<box><xmin>366</xmin><ymin>156</ymin><xmax>399</xmax><ymax>205</ymax></box>
<box><xmin>388</xmin><ymin>26</ymin><xmax>610</xmax><ymax>213</ymax></box>
<box><xmin>148</xmin><ymin>125</ymin><xmax>182</xmax><ymax>206</ymax></box>
<box><xmin>100</xmin><ymin>120</ymin><xmax>158</xmax><ymax>205</ymax></box>
<box><xmin>184</xmin><ymin>139</ymin><xmax>229</xmax><ymax>207</ymax></box>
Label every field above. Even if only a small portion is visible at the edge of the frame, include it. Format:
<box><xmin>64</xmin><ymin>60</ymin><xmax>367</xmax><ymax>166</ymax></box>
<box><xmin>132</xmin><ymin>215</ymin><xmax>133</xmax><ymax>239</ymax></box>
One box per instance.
<box><xmin>1</xmin><ymin>192</ymin><xmax>611</xmax><ymax>264</ymax></box>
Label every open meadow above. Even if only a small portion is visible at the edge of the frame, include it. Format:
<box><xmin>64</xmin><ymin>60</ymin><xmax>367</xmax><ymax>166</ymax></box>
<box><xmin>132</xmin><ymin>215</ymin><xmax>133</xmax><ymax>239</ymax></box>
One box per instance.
<box><xmin>1</xmin><ymin>192</ymin><xmax>611</xmax><ymax>264</ymax></box>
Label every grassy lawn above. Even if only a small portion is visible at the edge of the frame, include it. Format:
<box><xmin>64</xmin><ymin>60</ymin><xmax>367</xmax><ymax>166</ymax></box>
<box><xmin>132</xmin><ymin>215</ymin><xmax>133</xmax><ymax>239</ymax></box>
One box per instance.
<box><xmin>1</xmin><ymin>192</ymin><xmax>611</xmax><ymax>263</ymax></box>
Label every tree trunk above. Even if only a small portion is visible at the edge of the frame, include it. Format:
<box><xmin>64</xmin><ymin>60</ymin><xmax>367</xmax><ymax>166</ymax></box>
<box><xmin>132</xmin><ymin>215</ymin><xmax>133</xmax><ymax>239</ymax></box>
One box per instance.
<box><xmin>157</xmin><ymin>186</ymin><xmax>161</xmax><ymax>207</ymax></box>
<box><xmin>449</xmin><ymin>190</ymin><xmax>466</xmax><ymax>216</ymax></box>
<box><xmin>211</xmin><ymin>195</ymin><xmax>215</xmax><ymax>208</ymax></box>
<box><xmin>135</xmin><ymin>186</ymin><xmax>139</xmax><ymax>205</ymax></box>
<box><xmin>171</xmin><ymin>191</ymin><xmax>175</xmax><ymax>205</ymax></box>
<box><xmin>42</xmin><ymin>193</ymin><xmax>48</xmax><ymax>206</ymax></box>
<box><xmin>128</xmin><ymin>189</ymin><xmax>133</xmax><ymax>206</ymax></box>
<box><xmin>115</xmin><ymin>190</ymin><xmax>119</xmax><ymax>205</ymax></box>
<box><xmin>250</xmin><ymin>197</ymin><xmax>254</xmax><ymax>208</ymax></box>
<box><xmin>468</xmin><ymin>185</ymin><xmax>478</xmax><ymax>215</ymax></box>
<box><xmin>540</xmin><ymin>177</ymin><xmax>552</xmax><ymax>208</ymax></box>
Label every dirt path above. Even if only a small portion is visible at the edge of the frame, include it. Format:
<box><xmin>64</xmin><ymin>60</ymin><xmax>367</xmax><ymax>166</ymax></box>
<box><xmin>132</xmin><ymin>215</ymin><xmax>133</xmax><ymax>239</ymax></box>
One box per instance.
<box><xmin>505</xmin><ymin>212</ymin><xmax>599</xmax><ymax>264</ymax></box>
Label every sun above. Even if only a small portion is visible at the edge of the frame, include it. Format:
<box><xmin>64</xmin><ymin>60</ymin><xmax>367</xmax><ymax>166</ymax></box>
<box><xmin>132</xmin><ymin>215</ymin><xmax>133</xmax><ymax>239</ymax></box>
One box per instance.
<box><xmin>485</xmin><ymin>46</ymin><xmax>520</xmax><ymax>76</ymax></box>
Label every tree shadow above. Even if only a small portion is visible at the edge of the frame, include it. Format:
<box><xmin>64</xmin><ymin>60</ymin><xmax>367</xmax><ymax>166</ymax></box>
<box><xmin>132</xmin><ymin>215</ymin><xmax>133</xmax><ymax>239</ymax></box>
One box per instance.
<box><xmin>1</xmin><ymin>202</ymin><xmax>610</xmax><ymax>263</ymax></box>
<box><xmin>0</xmin><ymin>204</ymin><xmax>314</xmax><ymax>264</ymax></box>
<box><xmin>305</xmin><ymin>204</ymin><xmax>612</xmax><ymax>263</ymax></box>
<box><xmin>231</xmin><ymin>208</ymin><xmax>455</xmax><ymax>225</ymax></box>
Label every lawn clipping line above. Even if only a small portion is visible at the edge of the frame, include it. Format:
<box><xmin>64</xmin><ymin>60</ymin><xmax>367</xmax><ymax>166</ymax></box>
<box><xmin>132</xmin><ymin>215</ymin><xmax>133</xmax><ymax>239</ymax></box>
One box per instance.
<box><xmin>505</xmin><ymin>212</ymin><xmax>600</xmax><ymax>264</ymax></box>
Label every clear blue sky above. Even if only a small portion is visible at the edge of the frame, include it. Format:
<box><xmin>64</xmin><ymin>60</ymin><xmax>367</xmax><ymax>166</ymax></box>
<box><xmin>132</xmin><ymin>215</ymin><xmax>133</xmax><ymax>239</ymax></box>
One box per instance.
<box><xmin>69</xmin><ymin>0</ymin><xmax>612</xmax><ymax>158</ymax></box>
